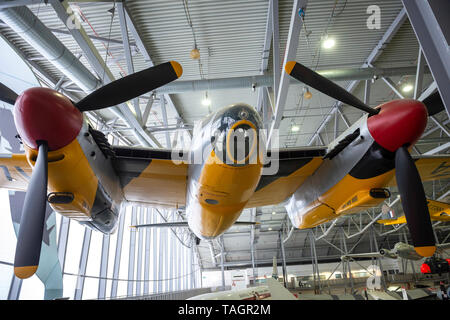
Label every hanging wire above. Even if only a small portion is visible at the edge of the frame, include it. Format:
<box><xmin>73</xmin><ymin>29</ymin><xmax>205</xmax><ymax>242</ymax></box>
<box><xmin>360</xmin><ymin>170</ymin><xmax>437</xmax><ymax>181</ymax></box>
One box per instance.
<box><xmin>182</xmin><ymin>0</ymin><xmax>198</xmax><ymax>49</ymax></box>
<box><xmin>182</xmin><ymin>0</ymin><xmax>206</xmax><ymax>80</ymax></box>
<box><xmin>63</xmin><ymin>266</ymin><xmax>201</xmax><ymax>282</ymax></box>
<box><xmin>101</xmin><ymin>1</ymin><xmax>116</xmax><ymax>83</ymax></box>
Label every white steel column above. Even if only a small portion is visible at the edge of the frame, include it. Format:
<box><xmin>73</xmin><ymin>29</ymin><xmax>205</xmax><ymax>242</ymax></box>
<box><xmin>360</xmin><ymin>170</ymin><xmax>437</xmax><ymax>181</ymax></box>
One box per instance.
<box><xmin>271</xmin><ymin>0</ymin><xmax>280</xmax><ymax>98</ymax></box>
<box><xmin>143</xmin><ymin>208</ymin><xmax>151</xmax><ymax>295</ymax></box>
<box><xmin>127</xmin><ymin>207</ymin><xmax>138</xmax><ymax>296</ymax></box>
<box><xmin>57</xmin><ymin>216</ymin><xmax>70</xmax><ymax>271</ymax></box>
<box><xmin>7</xmin><ymin>275</ymin><xmax>22</xmax><ymax>300</ymax></box>
<box><xmin>135</xmin><ymin>208</ymin><xmax>144</xmax><ymax>296</ymax></box>
<box><xmin>110</xmin><ymin>208</ymin><xmax>126</xmax><ymax>298</ymax></box>
<box><xmin>152</xmin><ymin>209</ymin><xmax>158</xmax><ymax>293</ymax></box>
<box><xmin>74</xmin><ymin>228</ymin><xmax>92</xmax><ymax>300</ymax></box>
<box><xmin>168</xmin><ymin>211</ymin><xmax>175</xmax><ymax>292</ymax></box>
<box><xmin>97</xmin><ymin>234</ymin><xmax>110</xmax><ymax>299</ymax></box>
<box><xmin>176</xmin><ymin>235</ymin><xmax>181</xmax><ymax>291</ymax></box>
<box><xmin>268</xmin><ymin>0</ymin><xmax>309</xmax><ymax>145</ymax></box>
<box><xmin>402</xmin><ymin>0</ymin><xmax>450</xmax><ymax>116</ymax></box>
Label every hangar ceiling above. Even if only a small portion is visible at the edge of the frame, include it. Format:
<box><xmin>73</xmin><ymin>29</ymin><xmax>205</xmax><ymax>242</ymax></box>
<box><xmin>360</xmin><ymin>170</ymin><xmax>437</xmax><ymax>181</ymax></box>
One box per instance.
<box><xmin>0</xmin><ymin>0</ymin><xmax>449</xmax><ymax>273</ymax></box>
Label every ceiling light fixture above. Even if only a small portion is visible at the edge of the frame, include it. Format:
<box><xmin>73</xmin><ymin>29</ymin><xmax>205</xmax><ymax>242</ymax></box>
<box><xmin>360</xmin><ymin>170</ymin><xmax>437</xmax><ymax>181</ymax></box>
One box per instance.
<box><xmin>291</xmin><ymin>125</ymin><xmax>300</xmax><ymax>132</ymax></box>
<box><xmin>322</xmin><ymin>37</ymin><xmax>336</xmax><ymax>49</ymax></box>
<box><xmin>202</xmin><ymin>92</ymin><xmax>211</xmax><ymax>106</ymax></box>
<box><xmin>402</xmin><ymin>84</ymin><xmax>414</xmax><ymax>93</ymax></box>
<box><xmin>190</xmin><ymin>47</ymin><xmax>200</xmax><ymax>60</ymax></box>
<box><xmin>304</xmin><ymin>87</ymin><xmax>312</xmax><ymax>99</ymax></box>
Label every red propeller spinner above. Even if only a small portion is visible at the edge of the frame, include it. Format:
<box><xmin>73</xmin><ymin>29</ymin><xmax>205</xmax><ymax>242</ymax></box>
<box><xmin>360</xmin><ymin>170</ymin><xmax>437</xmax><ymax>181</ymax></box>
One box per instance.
<box><xmin>367</xmin><ymin>99</ymin><xmax>428</xmax><ymax>152</ymax></box>
<box><xmin>13</xmin><ymin>87</ymin><xmax>83</xmax><ymax>151</ymax></box>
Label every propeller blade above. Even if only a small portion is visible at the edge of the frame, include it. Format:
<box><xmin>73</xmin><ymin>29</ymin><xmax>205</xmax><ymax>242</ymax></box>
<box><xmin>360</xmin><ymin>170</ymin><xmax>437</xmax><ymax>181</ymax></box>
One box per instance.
<box><xmin>395</xmin><ymin>146</ymin><xmax>436</xmax><ymax>257</ymax></box>
<box><xmin>285</xmin><ymin>61</ymin><xmax>379</xmax><ymax>116</ymax></box>
<box><xmin>14</xmin><ymin>142</ymin><xmax>48</xmax><ymax>279</ymax></box>
<box><xmin>75</xmin><ymin>61</ymin><xmax>183</xmax><ymax>112</ymax></box>
<box><xmin>0</xmin><ymin>82</ymin><xmax>19</xmax><ymax>105</ymax></box>
<box><xmin>422</xmin><ymin>91</ymin><xmax>445</xmax><ymax>116</ymax></box>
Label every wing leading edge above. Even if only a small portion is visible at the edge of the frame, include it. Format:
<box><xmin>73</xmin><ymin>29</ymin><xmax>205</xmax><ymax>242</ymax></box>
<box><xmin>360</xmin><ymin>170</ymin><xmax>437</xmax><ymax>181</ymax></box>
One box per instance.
<box><xmin>0</xmin><ymin>154</ymin><xmax>31</xmax><ymax>191</ymax></box>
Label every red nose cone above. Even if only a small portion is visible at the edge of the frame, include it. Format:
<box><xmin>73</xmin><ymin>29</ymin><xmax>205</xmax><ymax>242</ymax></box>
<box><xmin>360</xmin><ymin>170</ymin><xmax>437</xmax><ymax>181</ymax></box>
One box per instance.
<box><xmin>367</xmin><ymin>100</ymin><xmax>428</xmax><ymax>152</ymax></box>
<box><xmin>14</xmin><ymin>88</ymin><xmax>83</xmax><ymax>151</ymax></box>
<box><xmin>420</xmin><ymin>263</ymin><xmax>431</xmax><ymax>274</ymax></box>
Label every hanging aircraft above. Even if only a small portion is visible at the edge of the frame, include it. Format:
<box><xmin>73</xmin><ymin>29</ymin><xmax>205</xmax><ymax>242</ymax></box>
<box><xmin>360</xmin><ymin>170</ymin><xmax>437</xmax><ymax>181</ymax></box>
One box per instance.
<box><xmin>341</xmin><ymin>242</ymin><xmax>450</xmax><ymax>262</ymax></box>
<box><xmin>377</xmin><ymin>199</ymin><xmax>450</xmax><ymax>225</ymax></box>
<box><xmin>1</xmin><ymin>59</ymin><xmax>450</xmax><ymax>280</ymax></box>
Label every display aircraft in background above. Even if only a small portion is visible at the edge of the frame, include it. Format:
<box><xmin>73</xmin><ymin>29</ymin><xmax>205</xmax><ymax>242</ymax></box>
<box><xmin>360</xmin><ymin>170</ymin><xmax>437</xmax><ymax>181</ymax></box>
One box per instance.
<box><xmin>341</xmin><ymin>242</ymin><xmax>450</xmax><ymax>262</ymax></box>
<box><xmin>188</xmin><ymin>257</ymin><xmax>368</xmax><ymax>300</ymax></box>
<box><xmin>377</xmin><ymin>199</ymin><xmax>450</xmax><ymax>225</ymax></box>
<box><xmin>1</xmin><ymin>59</ymin><xmax>450</xmax><ymax>280</ymax></box>
<box><xmin>341</xmin><ymin>241</ymin><xmax>450</xmax><ymax>276</ymax></box>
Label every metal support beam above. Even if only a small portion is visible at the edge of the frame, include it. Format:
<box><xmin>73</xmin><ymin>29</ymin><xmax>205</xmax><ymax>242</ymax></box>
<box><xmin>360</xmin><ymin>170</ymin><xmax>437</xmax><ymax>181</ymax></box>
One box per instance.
<box><xmin>149</xmin><ymin>66</ymin><xmax>426</xmax><ymax>94</ymax></box>
<box><xmin>117</xmin><ymin>2</ymin><xmax>142</xmax><ymax>124</ymax></box>
<box><xmin>143</xmin><ymin>208</ymin><xmax>151</xmax><ymax>295</ymax></box>
<box><xmin>364</xmin><ymin>80</ymin><xmax>371</xmax><ymax>105</ymax></box>
<box><xmin>414</xmin><ymin>48</ymin><xmax>425</xmax><ymax>99</ymax></box>
<box><xmin>402</xmin><ymin>0</ymin><xmax>450</xmax><ymax>117</ymax></box>
<box><xmin>7</xmin><ymin>275</ymin><xmax>22</xmax><ymax>300</ymax></box>
<box><xmin>135</xmin><ymin>207</ymin><xmax>144</xmax><ymax>296</ymax></box>
<box><xmin>57</xmin><ymin>216</ymin><xmax>70</xmax><ymax>272</ymax></box>
<box><xmin>160</xmin><ymin>96</ymin><xmax>171</xmax><ymax>148</ymax></box>
<box><xmin>110</xmin><ymin>207</ymin><xmax>125</xmax><ymax>298</ymax></box>
<box><xmin>424</xmin><ymin>142</ymin><xmax>450</xmax><ymax>155</ymax></box>
<box><xmin>250</xmin><ymin>208</ymin><xmax>257</xmax><ymax>283</ymax></box>
<box><xmin>168</xmin><ymin>212</ymin><xmax>175</xmax><ymax>292</ymax></box>
<box><xmin>382</xmin><ymin>77</ymin><xmax>405</xmax><ymax>99</ymax></box>
<box><xmin>74</xmin><ymin>228</ymin><xmax>92</xmax><ymax>300</ymax></box>
<box><xmin>152</xmin><ymin>209</ymin><xmax>158</xmax><ymax>293</ymax></box>
<box><xmin>160</xmin><ymin>219</ymin><xmax>167</xmax><ymax>292</ymax></box>
<box><xmin>430</xmin><ymin>116</ymin><xmax>450</xmax><ymax>138</ymax></box>
<box><xmin>278</xmin><ymin>231</ymin><xmax>287</xmax><ymax>287</ymax></box>
<box><xmin>142</xmin><ymin>96</ymin><xmax>154</xmax><ymax>126</ymax></box>
<box><xmin>97</xmin><ymin>234</ymin><xmax>110</xmax><ymax>299</ymax></box>
<box><xmin>127</xmin><ymin>207</ymin><xmax>137</xmax><ymax>296</ymax></box>
<box><xmin>340</xmin><ymin>228</ymin><xmax>354</xmax><ymax>294</ymax></box>
<box><xmin>268</xmin><ymin>0</ymin><xmax>308</xmax><ymax>145</ymax></box>
<box><xmin>271</xmin><ymin>0</ymin><xmax>280</xmax><ymax>98</ymax></box>
<box><xmin>220</xmin><ymin>236</ymin><xmax>225</xmax><ymax>291</ymax></box>
<box><xmin>255</xmin><ymin>0</ymin><xmax>273</xmax><ymax>116</ymax></box>
<box><xmin>309</xmin><ymin>231</ymin><xmax>321</xmax><ymax>294</ymax></box>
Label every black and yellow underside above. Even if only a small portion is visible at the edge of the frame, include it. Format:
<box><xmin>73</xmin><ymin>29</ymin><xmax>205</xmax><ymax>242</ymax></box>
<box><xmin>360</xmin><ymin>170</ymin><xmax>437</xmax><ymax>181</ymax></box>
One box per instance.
<box><xmin>2</xmin><ymin>147</ymin><xmax>449</xmax><ymax>230</ymax></box>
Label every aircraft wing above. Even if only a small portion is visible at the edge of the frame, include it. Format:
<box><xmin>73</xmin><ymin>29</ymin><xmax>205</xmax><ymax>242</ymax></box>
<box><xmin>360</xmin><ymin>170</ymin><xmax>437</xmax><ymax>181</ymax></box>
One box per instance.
<box><xmin>437</xmin><ymin>243</ymin><xmax>450</xmax><ymax>251</ymax></box>
<box><xmin>246</xmin><ymin>147</ymin><xmax>326</xmax><ymax>207</ymax></box>
<box><xmin>0</xmin><ymin>153</ymin><xmax>31</xmax><ymax>192</ymax></box>
<box><xmin>387</xmin><ymin>155</ymin><xmax>450</xmax><ymax>186</ymax></box>
<box><xmin>378</xmin><ymin>198</ymin><xmax>450</xmax><ymax>225</ymax></box>
<box><xmin>112</xmin><ymin>147</ymin><xmax>188</xmax><ymax>208</ymax></box>
<box><xmin>265</xmin><ymin>278</ymin><xmax>298</xmax><ymax>300</ymax></box>
<box><xmin>341</xmin><ymin>252</ymin><xmax>383</xmax><ymax>260</ymax></box>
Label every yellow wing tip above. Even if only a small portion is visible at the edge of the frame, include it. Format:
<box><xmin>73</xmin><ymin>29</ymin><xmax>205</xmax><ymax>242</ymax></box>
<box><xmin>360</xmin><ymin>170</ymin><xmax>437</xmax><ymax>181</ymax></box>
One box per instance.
<box><xmin>414</xmin><ymin>246</ymin><xmax>436</xmax><ymax>257</ymax></box>
<box><xmin>170</xmin><ymin>61</ymin><xmax>183</xmax><ymax>78</ymax></box>
<box><xmin>14</xmin><ymin>266</ymin><xmax>38</xmax><ymax>279</ymax></box>
<box><xmin>285</xmin><ymin>61</ymin><xmax>297</xmax><ymax>75</ymax></box>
